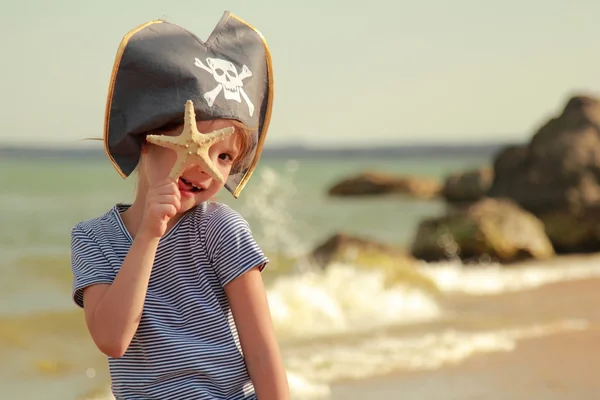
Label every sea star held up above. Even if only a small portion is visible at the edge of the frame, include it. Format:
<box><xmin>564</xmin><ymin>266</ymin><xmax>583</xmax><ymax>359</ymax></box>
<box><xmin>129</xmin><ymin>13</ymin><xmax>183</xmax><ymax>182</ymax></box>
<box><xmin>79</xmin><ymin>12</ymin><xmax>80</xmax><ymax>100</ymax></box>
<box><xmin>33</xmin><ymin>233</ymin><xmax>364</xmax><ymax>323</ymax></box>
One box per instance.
<box><xmin>145</xmin><ymin>100</ymin><xmax>235</xmax><ymax>184</ymax></box>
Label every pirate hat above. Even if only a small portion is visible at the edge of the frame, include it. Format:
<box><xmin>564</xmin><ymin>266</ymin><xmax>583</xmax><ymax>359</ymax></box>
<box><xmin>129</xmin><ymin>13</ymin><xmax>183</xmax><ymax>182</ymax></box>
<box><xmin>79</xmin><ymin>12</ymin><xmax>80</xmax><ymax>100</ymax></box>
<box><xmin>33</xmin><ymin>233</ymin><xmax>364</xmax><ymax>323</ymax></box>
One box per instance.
<box><xmin>103</xmin><ymin>11</ymin><xmax>274</xmax><ymax>198</ymax></box>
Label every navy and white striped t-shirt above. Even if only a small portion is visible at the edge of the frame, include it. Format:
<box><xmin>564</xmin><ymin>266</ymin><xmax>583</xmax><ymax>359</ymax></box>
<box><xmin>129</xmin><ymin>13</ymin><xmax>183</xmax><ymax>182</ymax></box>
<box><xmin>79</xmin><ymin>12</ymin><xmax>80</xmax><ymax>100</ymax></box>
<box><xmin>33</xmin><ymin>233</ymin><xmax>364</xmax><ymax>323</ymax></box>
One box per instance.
<box><xmin>70</xmin><ymin>201</ymin><xmax>269</xmax><ymax>400</ymax></box>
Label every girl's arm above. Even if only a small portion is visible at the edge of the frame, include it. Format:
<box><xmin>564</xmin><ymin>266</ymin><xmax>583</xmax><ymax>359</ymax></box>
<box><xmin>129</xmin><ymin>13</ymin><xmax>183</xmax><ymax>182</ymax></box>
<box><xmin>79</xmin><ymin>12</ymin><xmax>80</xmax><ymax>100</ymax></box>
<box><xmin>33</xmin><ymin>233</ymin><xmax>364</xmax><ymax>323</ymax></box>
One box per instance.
<box><xmin>81</xmin><ymin>178</ymin><xmax>180</xmax><ymax>358</ymax></box>
<box><xmin>226</xmin><ymin>266</ymin><xmax>290</xmax><ymax>400</ymax></box>
<box><xmin>82</xmin><ymin>233</ymin><xmax>160</xmax><ymax>358</ymax></box>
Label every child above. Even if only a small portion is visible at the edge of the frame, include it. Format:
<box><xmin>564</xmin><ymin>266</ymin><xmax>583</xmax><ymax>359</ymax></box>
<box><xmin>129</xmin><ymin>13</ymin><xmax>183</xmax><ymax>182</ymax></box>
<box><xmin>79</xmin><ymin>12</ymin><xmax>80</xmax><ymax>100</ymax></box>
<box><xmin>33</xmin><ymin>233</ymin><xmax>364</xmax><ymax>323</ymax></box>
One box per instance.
<box><xmin>70</xmin><ymin>11</ymin><xmax>289</xmax><ymax>400</ymax></box>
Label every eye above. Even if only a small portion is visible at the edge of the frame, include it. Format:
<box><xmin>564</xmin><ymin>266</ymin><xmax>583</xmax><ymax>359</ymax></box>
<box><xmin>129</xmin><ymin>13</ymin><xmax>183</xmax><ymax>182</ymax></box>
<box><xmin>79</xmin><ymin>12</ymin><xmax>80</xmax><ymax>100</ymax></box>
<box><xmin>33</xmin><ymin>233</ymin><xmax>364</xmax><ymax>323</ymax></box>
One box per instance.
<box><xmin>219</xmin><ymin>153</ymin><xmax>233</xmax><ymax>162</ymax></box>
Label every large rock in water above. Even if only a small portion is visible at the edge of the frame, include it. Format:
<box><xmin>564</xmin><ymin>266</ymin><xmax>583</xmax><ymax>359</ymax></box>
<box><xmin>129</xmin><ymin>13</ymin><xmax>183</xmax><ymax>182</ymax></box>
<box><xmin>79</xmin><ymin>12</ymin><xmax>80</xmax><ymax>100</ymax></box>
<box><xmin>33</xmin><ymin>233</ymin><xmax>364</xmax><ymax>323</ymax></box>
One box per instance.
<box><xmin>327</xmin><ymin>172</ymin><xmax>441</xmax><ymax>198</ymax></box>
<box><xmin>488</xmin><ymin>95</ymin><xmax>600</xmax><ymax>252</ymax></box>
<box><xmin>410</xmin><ymin>198</ymin><xmax>555</xmax><ymax>263</ymax></box>
<box><xmin>442</xmin><ymin>167</ymin><xmax>493</xmax><ymax>204</ymax></box>
<box><xmin>310</xmin><ymin>233</ymin><xmax>438</xmax><ymax>293</ymax></box>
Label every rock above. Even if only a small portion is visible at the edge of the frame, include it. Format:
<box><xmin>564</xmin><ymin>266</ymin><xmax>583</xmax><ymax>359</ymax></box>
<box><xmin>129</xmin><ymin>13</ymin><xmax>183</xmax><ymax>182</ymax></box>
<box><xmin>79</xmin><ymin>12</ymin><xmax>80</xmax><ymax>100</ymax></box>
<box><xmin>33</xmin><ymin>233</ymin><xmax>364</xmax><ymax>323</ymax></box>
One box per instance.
<box><xmin>442</xmin><ymin>167</ymin><xmax>493</xmax><ymax>204</ymax></box>
<box><xmin>488</xmin><ymin>94</ymin><xmax>600</xmax><ymax>252</ymax></box>
<box><xmin>327</xmin><ymin>171</ymin><xmax>441</xmax><ymax>198</ymax></box>
<box><xmin>311</xmin><ymin>233</ymin><xmax>413</xmax><ymax>267</ymax></box>
<box><xmin>410</xmin><ymin>198</ymin><xmax>555</xmax><ymax>263</ymax></box>
<box><xmin>310</xmin><ymin>233</ymin><xmax>438</xmax><ymax>293</ymax></box>
<box><xmin>538</xmin><ymin>207</ymin><xmax>600</xmax><ymax>253</ymax></box>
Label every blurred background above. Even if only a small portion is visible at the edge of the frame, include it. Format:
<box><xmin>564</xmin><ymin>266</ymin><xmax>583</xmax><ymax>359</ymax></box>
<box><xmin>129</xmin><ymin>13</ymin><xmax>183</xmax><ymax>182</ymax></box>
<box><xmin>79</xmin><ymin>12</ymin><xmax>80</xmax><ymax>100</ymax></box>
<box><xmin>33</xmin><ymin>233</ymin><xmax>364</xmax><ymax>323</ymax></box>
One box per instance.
<box><xmin>2</xmin><ymin>0</ymin><xmax>600</xmax><ymax>399</ymax></box>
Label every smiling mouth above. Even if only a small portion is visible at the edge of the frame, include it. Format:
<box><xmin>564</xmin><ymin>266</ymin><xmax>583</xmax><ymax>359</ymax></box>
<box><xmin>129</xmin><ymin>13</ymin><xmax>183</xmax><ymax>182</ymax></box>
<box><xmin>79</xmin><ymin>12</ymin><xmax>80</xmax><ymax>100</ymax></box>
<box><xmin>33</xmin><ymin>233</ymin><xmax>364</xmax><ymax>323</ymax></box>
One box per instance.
<box><xmin>179</xmin><ymin>177</ymin><xmax>205</xmax><ymax>193</ymax></box>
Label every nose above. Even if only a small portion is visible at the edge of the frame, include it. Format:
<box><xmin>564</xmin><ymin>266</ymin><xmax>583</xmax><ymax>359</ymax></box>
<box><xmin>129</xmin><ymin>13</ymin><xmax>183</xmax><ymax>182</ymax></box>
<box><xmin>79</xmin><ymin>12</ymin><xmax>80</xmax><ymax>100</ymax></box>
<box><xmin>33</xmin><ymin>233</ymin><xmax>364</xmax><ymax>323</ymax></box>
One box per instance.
<box><xmin>189</xmin><ymin>162</ymin><xmax>216</xmax><ymax>180</ymax></box>
<box><xmin>191</xmin><ymin>165</ymin><xmax>211</xmax><ymax>178</ymax></box>
<box><xmin>187</xmin><ymin>147</ymin><xmax>222</xmax><ymax>178</ymax></box>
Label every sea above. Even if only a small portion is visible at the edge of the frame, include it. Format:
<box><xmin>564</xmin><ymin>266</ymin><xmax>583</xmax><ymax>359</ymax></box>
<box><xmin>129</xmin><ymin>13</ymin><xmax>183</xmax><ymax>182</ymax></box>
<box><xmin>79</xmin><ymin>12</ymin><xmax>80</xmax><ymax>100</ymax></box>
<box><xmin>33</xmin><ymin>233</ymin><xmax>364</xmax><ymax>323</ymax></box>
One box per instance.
<box><xmin>2</xmin><ymin>148</ymin><xmax>599</xmax><ymax>400</ymax></box>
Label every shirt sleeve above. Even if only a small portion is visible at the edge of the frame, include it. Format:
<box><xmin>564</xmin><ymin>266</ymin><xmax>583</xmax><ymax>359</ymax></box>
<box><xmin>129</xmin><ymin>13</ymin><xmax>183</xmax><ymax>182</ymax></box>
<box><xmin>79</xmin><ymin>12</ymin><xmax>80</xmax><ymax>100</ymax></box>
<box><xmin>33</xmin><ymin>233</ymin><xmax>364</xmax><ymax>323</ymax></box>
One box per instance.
<box><xmin>71</xmin><ymin>223</ymin><xmax>116</xmax><ymax>308</ymax></box>
<box><xmin>204</xmin><ymin>205</ymin><xmax>269</xmax><ymax>287</ymax></box>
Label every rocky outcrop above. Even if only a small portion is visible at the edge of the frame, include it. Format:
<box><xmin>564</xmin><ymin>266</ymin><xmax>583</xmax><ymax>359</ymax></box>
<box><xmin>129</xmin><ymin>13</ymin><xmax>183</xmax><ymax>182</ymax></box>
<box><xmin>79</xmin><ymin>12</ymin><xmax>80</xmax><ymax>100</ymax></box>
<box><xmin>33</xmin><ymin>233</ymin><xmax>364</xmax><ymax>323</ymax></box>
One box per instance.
<box><xmin>442</xmin><ymin>167</ymin><xmax>493</xmax><ymax>204</ymax></box>
<box><xmin>410</xmin><ymin>198</ymin><xmax>555</xmax><ymax>263</ymax></box>
<box><xmin>311</xmin><ymin>233</ymin><xmax>415</xmax><ymax>268</ymax></box>
<box><xmin>535</xmin><ymin>207</ymin><xmax>600</xmax><ymax>253</ymax></box>
<box><xmin>488</xmin><ymin>95</ymin><xmax>600</xmax><ymax>252</ymax></box>
<box><xmin>310</xmin><ymin>233</ymin><xmax>438</xmax><ymax>292</ymax></box>
<box><xmin>327</xmin><ymin>172</ymin><xmax>441</xmax><ymax>199</ymax></box>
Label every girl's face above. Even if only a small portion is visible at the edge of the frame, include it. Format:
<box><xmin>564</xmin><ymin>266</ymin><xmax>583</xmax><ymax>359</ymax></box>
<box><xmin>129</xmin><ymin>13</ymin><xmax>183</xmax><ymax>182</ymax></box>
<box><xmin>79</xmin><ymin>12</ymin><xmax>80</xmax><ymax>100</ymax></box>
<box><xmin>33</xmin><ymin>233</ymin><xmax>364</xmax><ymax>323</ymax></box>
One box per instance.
<box><xmin>140</xmin><ymin>119</ymin><xmax>243</xmax><ymax>213</ymax></box>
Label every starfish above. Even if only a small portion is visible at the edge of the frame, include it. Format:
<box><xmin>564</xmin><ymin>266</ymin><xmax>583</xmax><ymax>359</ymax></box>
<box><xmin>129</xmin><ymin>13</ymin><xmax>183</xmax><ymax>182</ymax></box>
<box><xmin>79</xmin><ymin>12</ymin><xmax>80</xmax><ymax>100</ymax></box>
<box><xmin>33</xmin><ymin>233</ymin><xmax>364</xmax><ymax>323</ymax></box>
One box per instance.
<box><xmin>146</xmin><ymin>100</ymin><xmax>235</xmax><ymax>184</ymax></box>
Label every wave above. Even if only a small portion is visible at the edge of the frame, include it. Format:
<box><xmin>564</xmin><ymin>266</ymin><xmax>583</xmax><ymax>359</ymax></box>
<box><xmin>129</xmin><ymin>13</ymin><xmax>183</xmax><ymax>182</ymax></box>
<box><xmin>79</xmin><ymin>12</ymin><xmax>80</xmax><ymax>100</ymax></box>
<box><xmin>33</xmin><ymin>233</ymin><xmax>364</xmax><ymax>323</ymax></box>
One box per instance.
<box><xmin>283</xmin><ymin>319</ymin><xmax>589</xmax><ymax>390</ymax></box>
<box><xmin>267</xmin><ymin>264</ymin><xmax>441</xmax><ymax>340</ymax></box>
<box><xmin>264</xmin><ymin>256</ymin><xmax>600</xmax><ymax>341</ymax></box>
<box><xmin>417</xmin><ymin>257</ymin><xmax>600</xmax><ymax>295</ymax></box>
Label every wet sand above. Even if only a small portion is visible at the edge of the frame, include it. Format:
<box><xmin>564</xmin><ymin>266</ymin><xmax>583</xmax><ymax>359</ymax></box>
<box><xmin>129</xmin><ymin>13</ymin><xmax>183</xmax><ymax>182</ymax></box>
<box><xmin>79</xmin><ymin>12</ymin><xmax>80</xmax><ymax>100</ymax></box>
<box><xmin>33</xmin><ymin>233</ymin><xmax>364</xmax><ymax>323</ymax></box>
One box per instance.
<box><xmin>330</xmin><ymin>277</ymin><xmax>600</xmax><ymax>400</ymax></box>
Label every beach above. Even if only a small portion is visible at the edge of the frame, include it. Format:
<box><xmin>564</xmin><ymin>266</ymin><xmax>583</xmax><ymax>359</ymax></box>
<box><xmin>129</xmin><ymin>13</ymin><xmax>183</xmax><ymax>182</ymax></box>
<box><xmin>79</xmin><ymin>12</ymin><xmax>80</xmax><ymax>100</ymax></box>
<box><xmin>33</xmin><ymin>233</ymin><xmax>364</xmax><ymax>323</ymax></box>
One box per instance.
<box><xmin>3</xmin><ymin>154</ymin><xmax>600</xmax><ymax>399</ymax></box>
<box><xmin>332</xmin><ymin>276</ymin><xmax>600</xmax><ymax>400</ymax></box>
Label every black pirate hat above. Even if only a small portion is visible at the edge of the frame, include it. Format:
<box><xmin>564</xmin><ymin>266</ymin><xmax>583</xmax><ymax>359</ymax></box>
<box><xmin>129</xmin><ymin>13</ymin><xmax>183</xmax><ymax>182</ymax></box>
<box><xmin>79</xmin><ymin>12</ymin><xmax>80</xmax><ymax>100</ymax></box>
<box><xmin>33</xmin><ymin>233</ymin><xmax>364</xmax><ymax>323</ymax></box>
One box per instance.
<box><xmin>103</xmin><ymin>11</ymin><xmax>274</xmax><ymax>198</ymax></box>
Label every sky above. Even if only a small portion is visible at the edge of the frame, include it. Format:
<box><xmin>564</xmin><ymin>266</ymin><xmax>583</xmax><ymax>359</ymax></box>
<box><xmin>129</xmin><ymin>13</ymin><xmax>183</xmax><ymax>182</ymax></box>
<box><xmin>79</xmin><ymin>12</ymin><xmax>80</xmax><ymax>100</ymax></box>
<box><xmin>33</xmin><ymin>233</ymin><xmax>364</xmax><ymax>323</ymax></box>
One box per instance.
<box><xmin>1</xmin><ymin>0</ymin><xmax>599</xmax><ymax>148</ymax></box>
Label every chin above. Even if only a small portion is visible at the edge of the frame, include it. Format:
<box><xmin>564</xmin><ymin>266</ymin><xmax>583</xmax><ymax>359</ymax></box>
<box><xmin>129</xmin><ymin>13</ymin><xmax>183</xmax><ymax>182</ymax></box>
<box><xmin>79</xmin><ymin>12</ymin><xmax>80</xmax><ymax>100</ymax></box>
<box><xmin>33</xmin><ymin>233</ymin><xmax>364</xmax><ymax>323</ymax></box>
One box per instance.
<box><xmin>179</xmin><ymin>193</ymin><xmax>212</xmax><ymax>212</ymax></box>
<box><xmin>179</xmin><ymin>197</ymin><xmax>201</xmax><ymax>213</ymax></box>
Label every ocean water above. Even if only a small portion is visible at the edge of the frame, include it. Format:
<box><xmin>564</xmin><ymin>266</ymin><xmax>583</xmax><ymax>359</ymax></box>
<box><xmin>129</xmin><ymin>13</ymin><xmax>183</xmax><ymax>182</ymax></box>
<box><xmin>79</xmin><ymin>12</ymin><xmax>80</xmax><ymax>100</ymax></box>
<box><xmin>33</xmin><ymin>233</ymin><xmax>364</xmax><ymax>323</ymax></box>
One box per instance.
<box><xmin>1</xmin><ymin>154</ymin><xmax>599</xmax><ymax>400</ymax></box>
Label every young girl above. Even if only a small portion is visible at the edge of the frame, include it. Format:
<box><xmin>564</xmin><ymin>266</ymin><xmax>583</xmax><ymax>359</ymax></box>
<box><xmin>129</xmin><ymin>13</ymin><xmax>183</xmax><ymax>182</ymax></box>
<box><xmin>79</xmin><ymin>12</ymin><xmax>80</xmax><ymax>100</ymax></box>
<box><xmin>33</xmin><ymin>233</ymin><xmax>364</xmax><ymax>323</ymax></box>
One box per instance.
<box><xmin>70</xmin><ymin>12</ymin><xmax>289</xmax><ymax>400</ymax></box>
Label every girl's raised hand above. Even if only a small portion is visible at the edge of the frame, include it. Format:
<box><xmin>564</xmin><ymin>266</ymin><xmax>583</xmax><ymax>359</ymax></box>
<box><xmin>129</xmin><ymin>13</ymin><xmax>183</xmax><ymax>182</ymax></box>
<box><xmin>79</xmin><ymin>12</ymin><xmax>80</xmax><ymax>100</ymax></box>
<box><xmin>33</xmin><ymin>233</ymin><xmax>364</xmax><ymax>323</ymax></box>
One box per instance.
<box><xmin>139</xmin><ymin>178</ymin><xmax>181</xmax><ymax>238</ymax></box>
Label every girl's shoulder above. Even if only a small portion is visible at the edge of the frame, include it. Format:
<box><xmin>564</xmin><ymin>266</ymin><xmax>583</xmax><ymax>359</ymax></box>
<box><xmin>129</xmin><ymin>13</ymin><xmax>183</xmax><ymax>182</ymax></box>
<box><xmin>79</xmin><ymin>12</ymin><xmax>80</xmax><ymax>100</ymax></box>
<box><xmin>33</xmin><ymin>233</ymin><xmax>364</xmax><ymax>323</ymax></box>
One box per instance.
<box><xmin>71</xmin><ymin>204</ymin><xmax>129</xmax><ymax>242</ymax></box>
<box><xmin>193</xmin><ymin>201</ymin><xmax>256</xmax><ymax>244</ymax></box>
<box><xmin>195</xmin><ymin>201</ymin><xmax>249</xmax><ymax>229</ymax></box>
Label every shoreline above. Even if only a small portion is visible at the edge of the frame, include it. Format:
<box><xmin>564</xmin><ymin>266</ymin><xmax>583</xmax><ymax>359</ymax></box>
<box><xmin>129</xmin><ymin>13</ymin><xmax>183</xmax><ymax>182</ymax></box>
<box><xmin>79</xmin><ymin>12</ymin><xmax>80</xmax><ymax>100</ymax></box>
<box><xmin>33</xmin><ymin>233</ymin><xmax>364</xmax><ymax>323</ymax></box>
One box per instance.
<box><xmin>329</xmin><ymin>276</ymin><xmax>600</xmax><ymax>399</ymax></box>
<box><xmin>330</xmin><ymin>328</ymin><xmax>600</xmax><ymax>400</ymax></box>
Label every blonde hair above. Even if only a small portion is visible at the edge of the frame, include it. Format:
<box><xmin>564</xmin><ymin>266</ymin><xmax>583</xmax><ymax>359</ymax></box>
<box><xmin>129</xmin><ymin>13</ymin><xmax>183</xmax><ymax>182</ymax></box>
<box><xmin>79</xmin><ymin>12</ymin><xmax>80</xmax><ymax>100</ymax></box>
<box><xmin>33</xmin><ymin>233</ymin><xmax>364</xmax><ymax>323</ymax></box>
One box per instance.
<box><xmin>227</xmin><ymin>120</ymin><xmax>255</xmax><ymax>173</ymax></box>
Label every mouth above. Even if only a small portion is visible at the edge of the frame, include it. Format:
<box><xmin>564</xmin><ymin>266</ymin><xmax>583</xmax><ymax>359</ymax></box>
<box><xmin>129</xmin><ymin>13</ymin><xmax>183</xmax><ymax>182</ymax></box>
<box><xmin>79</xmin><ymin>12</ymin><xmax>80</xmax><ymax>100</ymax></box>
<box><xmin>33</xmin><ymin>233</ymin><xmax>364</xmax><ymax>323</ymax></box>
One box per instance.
<box><xmin>179</xmin><ymin>177</ymin><xmax>206</xmax><ymax>194</ymax></box>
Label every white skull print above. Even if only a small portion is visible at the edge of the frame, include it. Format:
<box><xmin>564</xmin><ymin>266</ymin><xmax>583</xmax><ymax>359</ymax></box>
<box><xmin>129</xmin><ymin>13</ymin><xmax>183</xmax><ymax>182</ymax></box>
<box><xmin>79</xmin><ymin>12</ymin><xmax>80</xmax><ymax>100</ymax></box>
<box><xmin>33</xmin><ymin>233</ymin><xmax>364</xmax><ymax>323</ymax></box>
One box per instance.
<box><xmin>194</xmin><ymin>57</ymin><xmax>254</xmax><ymax>116</ymax></box>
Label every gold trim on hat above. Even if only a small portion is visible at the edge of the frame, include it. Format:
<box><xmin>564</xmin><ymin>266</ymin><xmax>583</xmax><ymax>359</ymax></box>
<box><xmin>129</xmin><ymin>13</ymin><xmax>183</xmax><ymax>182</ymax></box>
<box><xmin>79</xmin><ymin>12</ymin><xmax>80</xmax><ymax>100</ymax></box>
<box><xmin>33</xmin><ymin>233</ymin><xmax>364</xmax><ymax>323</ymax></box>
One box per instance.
<box><xmin>229</xmin><ymin>14</ymin><xmax>274</xmax><ymax>198</ymax></box>
<box><xmin>103</xmin><ymin>20</ymin><xmax>164</xmax><ymax>179</ymax></box>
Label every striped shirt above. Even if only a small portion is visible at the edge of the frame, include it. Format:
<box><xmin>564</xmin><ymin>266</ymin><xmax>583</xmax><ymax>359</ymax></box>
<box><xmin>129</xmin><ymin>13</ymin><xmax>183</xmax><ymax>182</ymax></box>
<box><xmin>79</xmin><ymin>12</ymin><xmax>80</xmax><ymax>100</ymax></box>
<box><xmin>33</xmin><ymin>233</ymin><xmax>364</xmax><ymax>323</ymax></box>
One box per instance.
<box><xmin>70</xmin><ymin>202</ymin><xmax>269</xmax><ymax>399</ymax></box>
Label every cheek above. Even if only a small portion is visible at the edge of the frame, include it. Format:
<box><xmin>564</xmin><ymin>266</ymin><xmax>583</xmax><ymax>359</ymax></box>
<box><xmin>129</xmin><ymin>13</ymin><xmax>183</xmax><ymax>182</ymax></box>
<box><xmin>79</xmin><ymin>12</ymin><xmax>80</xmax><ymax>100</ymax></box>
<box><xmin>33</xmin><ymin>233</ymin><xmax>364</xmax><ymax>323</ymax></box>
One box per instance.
<box><xmin>163</xmin><ymin>150</ymin><xmax>177</xmax><ymax>167</ymax></box>
<box><xmin>152</xmin><ymin>147</ymin><xmax>176</xmax><ymax>167</ymax></box>
<box><xmin>142</xmin><ymin>148</ymin><xmax>177</xmax><ymax>181</ymax></box>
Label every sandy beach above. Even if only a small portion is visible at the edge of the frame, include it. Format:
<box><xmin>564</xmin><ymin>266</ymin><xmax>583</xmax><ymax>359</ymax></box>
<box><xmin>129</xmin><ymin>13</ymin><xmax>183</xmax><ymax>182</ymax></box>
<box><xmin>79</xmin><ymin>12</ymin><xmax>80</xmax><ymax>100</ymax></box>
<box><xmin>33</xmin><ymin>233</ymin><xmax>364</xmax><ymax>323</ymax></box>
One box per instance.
<box><xmin>330</xmin><ymin>277</ymin><xmax>600</xmax><ymax>400</ymax></box>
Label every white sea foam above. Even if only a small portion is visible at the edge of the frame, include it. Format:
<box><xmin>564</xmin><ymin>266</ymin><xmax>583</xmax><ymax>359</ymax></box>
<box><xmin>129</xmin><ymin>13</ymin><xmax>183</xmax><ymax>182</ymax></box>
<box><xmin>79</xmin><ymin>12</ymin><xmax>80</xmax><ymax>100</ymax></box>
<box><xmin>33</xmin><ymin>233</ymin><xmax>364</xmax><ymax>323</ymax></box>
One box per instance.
<box><xmin>286</xmin><ymin>372</ymin><xmax>332</xmax><ymax>400</ymax></box>
<box><xmin>283</xmin><ymin>319</ymin><xmax>590</xmax><ymax>385</ymax></box>
<box><xmin>264</xmin><ymin>255</ymin><xmax>600</xmax><ymax>340</ymax></box>
<box><xmin>267</xmin><ymin>264</ymin><xmax>441</xmax><ymax>339</ymax></box>
<box><xmin>417</xmin><ymin>257</ymin><xmax>600</xmax><ymax>295</ymax></box>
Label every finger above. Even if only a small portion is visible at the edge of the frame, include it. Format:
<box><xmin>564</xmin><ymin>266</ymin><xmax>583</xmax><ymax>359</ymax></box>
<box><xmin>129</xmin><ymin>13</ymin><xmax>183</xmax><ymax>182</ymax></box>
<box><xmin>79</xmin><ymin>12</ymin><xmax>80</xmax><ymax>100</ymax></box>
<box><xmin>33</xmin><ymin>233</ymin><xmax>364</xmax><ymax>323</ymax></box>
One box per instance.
<box><xmin>157</xmin><ymin>195</ymin><xmax>179</xmax><ymax>205</ymax></box>
<box><xmin>155</xmin><ymin>204</ymin><xmax>177</xmax><ymax>220</ymax></box>
<box><xmin>156</xmin><ymin>181</ymin><xmax>180</xmax><ymax>196</ymax></box>
<box><xmin>172</xmin><ymin>194</ymin><xmax>181</xmax><ymax>211</ymax></box>
<box><xmin>164</xmin><ymin>204</ymin><xmax>178</xmax><ymax>219</ymax></box>
<box><xmin>157</xmin><ymin>193</ymin><xmax>181</xmax><ymax>210</ymax></box>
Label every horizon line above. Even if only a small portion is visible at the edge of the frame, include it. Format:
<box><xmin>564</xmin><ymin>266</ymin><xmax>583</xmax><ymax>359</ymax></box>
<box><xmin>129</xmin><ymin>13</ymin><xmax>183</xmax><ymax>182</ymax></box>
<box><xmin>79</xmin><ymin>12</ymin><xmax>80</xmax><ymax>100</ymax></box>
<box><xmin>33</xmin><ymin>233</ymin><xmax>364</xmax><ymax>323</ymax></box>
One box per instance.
<box><xmin>0</xmin><ymin>137</ymin><xmax>527</xmax><ymax>151</ymax></box>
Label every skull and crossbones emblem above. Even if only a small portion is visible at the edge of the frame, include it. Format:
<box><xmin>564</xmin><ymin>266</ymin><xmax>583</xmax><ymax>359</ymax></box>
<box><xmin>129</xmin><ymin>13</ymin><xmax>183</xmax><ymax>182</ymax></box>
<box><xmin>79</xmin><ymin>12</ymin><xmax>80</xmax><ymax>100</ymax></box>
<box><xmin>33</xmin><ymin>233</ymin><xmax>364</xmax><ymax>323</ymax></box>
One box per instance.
<box><xmin>194</xmin><ymin>57</ymin><xmax>254</xmax><ymax>116</ymax></box>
